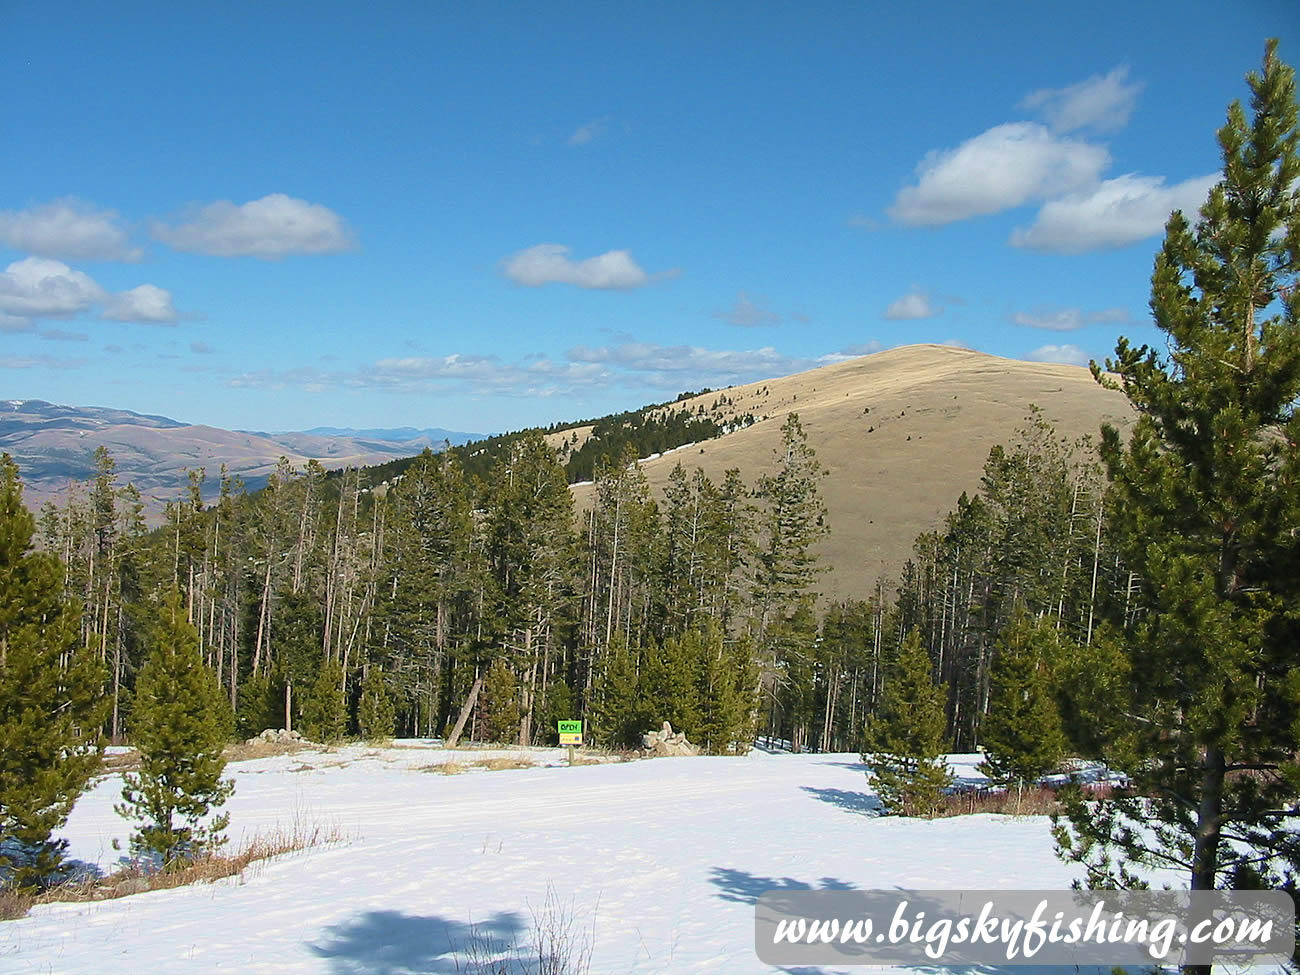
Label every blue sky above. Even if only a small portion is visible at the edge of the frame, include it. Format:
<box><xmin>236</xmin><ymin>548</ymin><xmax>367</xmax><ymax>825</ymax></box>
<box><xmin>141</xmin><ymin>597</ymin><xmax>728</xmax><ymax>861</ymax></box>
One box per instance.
<box><xmin>2</xmin><ymin>1</ymin><xmax>1294</xmax><ymax>435</ymax></box>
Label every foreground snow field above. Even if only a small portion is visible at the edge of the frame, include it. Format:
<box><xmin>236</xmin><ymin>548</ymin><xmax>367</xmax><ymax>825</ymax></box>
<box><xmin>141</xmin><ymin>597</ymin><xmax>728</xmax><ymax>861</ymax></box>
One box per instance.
<box><xmin>3</xmin><ymin>745</ymin><xmax>1138</xmax><ymax>974</ymax></box>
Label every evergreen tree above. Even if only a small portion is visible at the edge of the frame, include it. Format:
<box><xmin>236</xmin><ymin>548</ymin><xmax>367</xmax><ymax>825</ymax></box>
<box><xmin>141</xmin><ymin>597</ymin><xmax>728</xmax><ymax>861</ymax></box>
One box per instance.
<box><xmin>978</xmin><ymin>613</ymin><xmax>1068</xmax><ymax>803</ymax></box>
<box><xmin>118</xmin><ymin>588</ymin><xmax>233</xmax><ymax>868</ymax></box>
<box><xmin>587</xmin><ymin>633</ymin><xmax>646</xmax><ymax>748</ymax></box>
<box><xmin>0</xmin><ymin>455</ymin><xmax>107</xmax><ymax>890</ymax></box>
<box><xmin>300</xmin><ymin>659</ymin><xmax>347</xmax><ymax>743</ymax></box>
<box><xmin>694</xmin><ymin>626</ymin><xmax>760</xmax><ymax>755</ymax></box>
<box><xmin>861</xmin><ymin>629</ymin><xmax>952</xmax><ymax>817</ymax></box>
<box><xmin>480</xmin><ymin>658</ymin><xmax>521</xmax><ymax>743</ymax></box>
<box><xmin>1054</xmin><ymin>42</ymin><xmax>1300</xmax><ymax>917</ymax></box>
<box><xmin>358</xmin><ymin>666</ymin><xmax>396</xmax><ymax>741</ymax></box>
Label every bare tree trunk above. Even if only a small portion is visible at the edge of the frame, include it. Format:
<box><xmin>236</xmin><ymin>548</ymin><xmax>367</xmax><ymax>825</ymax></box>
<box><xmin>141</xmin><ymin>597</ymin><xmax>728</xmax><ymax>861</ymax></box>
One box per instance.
<box><xmin>444</xmin><ymin>677</ymin><xmax>483</xmax><ymax>748</ymax></box>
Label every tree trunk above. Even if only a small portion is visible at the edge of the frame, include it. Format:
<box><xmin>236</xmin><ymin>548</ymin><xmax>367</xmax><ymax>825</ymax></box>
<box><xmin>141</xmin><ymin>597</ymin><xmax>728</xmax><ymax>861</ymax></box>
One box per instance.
<box><xmin>444</xmin><ymin>676</ymin><xmax>483</xmax><ymax>749</ymax></box>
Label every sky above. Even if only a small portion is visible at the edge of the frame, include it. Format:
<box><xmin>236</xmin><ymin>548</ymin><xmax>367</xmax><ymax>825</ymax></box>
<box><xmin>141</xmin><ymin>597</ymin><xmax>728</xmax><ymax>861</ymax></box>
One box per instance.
<box><xmin>2</xmin><ymin>1</ymin><xmax>1295</xmax><ymax>436</ymax></box>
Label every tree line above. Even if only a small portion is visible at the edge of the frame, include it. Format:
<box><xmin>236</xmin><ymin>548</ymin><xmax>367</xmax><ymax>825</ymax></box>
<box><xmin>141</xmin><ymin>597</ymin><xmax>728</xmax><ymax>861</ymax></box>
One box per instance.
<box><xmin>1</xmin><ymin>41</ymin><xmax>1297</xmax><ymax>939</ymax></box>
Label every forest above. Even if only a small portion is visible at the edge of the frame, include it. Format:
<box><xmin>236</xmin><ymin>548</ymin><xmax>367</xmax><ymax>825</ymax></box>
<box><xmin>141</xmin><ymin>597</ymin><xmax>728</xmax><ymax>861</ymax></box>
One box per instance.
<box><xmin>2</xmin><ymin>39</ymin><xmax>1298</xmax><ymax>918</ymax></box>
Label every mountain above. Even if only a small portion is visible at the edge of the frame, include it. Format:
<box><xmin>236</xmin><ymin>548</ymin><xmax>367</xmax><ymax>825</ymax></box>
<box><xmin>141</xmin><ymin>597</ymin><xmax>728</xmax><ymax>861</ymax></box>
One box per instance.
<box><xmin>0</xmin><ymin>399</ymin><xmax>482</xmax><ymax>514</ymax></box>
<box><xmin>568</xmin><ymin>344</ymin><xmax>1135</xmax><ymax>601</ymax></box>
<box><xmin>300</xmin><ymin>425</ymin><xmax>484</xmax><ymax>445</ymax></box>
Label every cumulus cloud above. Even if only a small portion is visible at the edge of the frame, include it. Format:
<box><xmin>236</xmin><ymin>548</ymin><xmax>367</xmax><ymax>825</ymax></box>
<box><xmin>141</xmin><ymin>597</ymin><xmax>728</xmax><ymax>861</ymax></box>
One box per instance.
<box><xmin>1011</xmin><ymin>306</ymin><xmax>1130</xmax><ymax>331</ymax></box>
<box><xmin>883</xmin><ymin>289</ymin><xmax>941</xmax><ymax>320</ymax></box>
<box><xmin>0</xmin><ymin>257</ymin><xmax>104</xmax><ymax>318</ymax></box>
<box><xmin>1021</xmin><ymin>67</ymin><xmax>1143</xmax><ymax>133</ymax></box>
<box><xmin>1026</xmin><ymin>344</ymin><xmax>1091</xmax><ymax>366</ymax></box>
<box><xmin>501</xmin><ymin>243</ymin><xmax>668</xmax><ymax>290</ymax></box>
<box><xmin>889</xmin><ymin>123</ymin><xmax>1110</xmax><ymax>226</ymax></box>
<box><xmin>153</xmin><ymin>193</ymin><xmax>354</xmax><ymax>259</ymax></box>
<box><xmin>0</xmin><ymin>198</ymin><xmax>141</xmax><ymax>261</ymax></box>
<box><xmin>102</xmin><ymin>284</ymin><xmax>178</xmax><ymax>324</ymax></box>
<box><xmin>0</xmin><ymin>257</ymin><xmax>181</xmax><ymax>327</ymax></box>
<box><xmin>1010</xmin><ymin>172</ymin><xmax>1218</xmax><ymax>253</ymax></box>
<box><xmin>568</xmin><ymin>117</ymin><xmax>609</xmax><ymax>146</ymax></box>
<box><xmin>714</xmin><ymin>293</ymin><xmax>780</xmax><ymax>327</ymax></box>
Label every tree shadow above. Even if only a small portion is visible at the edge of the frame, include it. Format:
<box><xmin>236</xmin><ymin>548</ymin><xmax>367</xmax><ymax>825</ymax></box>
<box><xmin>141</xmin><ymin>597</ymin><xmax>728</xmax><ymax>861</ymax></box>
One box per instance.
<box><xmin>800</xmin><ymin>786</ymin><xmax>884</xmax><ymax>817</ymax></box>
<box><xmin>816</xmin><ymin>760</ymin><xmax>870</xmax><ymax>773</ymax></box>
<box><xmin>709</xmin><ymin>866</ymin><xmax>857</xmax><ymax>905</ymax></box>
<box><xmin>308</xmin><ymin>908</ymin><xmax>528</xmax><ymax>974</ymax></box>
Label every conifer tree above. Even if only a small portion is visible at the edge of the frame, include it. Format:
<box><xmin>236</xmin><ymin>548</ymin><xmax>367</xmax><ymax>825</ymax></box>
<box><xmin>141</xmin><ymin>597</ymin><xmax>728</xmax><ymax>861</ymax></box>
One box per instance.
<box><xmin>118</xmin><ymin>588</ymin><xmax>233</xmax><ymax>868</ymax></box>
<box><xmin>480</xmin><ymin>658</ymin><xmax>521</xmax><ymax>743</ymax></box>
<box><xmin>978</xmin><ymin>613</ymin><xmax>1068</xmax><ymax>805</ymax></box>
<box><xmin>0</xmin><ymin>455</ymin><xmax>107</xmax><ymax>890</ymax></box>
<box><xmin>301</xmin><ymin>659</ymin><xmax>347</xmax><ymax>743</ymax></box>
<box><xmin>861</xmin><ymin>629</ymin><xmax>952</xmax><ymax>817</ymax></box>
<box><xmin>1054</xmin><ymin>41</ymin><xmax>1300</xmax><ymax>915</ymax></box>
<box><xmin>358</xmin><ymin>666</ymin><xmax>396</xmax><ymax>741</ymax></box>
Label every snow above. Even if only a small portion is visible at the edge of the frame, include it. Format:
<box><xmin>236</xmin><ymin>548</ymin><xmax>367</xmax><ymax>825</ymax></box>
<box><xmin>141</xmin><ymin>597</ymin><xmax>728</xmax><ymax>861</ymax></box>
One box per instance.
<box><xmin>1</xmin><ymin>747</ymin><xmax>1154</xmax><ymax>974</ymax></box>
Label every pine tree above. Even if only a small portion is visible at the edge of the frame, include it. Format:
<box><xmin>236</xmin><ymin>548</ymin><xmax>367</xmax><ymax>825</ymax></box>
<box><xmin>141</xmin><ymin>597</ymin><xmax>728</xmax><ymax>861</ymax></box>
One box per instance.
<box><xmin>358</xmin><ymin>666</ymin><xmax>396</xmax><ymax>741</ymax></box>
<box><xmin>1054</xmin><ymin>42</ymin><xmax>1300</xmax><ymax>919</ymax></box>
<box><xmin>861</xmin><ymin>629</ymin><xmax>952</xmax><ymax>817</ymax></box>
<box><xmin>480</xmin><ymin>658</ymin><xmax>521</xmax><ymax>744</ymax></box>
<box><xmin>978</xmin><ymin>613</ymin><xmax>1068</xmax><ymax>804</ymax></box>
<box><xmin>118</xmin><ymin>588</ymin><xmax>234</xmax><ymax>869</ymax></box>
<box><xmin>0</xmin><ymin>455</ymin><xmax>107</xmax><ymax>890</ymax></box>
<box><xmin>301</xmin><ymin>659</ymin><xmax>347</xmax><ymax>743</ymax></box>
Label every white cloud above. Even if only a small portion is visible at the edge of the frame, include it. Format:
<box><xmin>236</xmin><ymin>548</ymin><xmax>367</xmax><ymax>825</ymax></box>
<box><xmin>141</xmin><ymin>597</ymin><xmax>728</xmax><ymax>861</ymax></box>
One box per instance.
<box><xmin>0</xmin><ymin>312</ymin><xmax>32</xmax><ymax>332</ymax></box>
<box><xmin>1021</xmin><ymin>67</ymin><xmax>1143</xmax><ymax>133</ymax></box>
<box><xmin>0</xmin><ymin>354</ymin><xmax>87</xmax><ymax>370</ymax></box>
<box><xmin>714</xmin><ymin>293</ymin><xmax>780</xmax><ymax>327</ymax></box>
<box><xmin>153</xmin><ymin>193</ymin><xmax>354</xmax><ymax>259</ymax></box>
<box><xmin>839</xmin><ymin>340</ymin><xmax>884</xmax><ymax>357</ymax></box>
<box><xmin>0</xmin><ymin>198</ymin><xmax>141</xmax><ymax>261</ymax></box>
<box><xmin>568</xmin><ymin>117</ymin><xmax>609</xmax><ymax>146</ymax></box>
<box><xmin>890</xmin><ymin>123</ymin><xmax>1110</xmax><ymax>226</ymax></box>
<box><xmin>0</xmin><ymin>257</ymin><xmax>181</xmax><ymax>327</ymax></box>
<box><xmin>1011</xmin><ymin>306</ymin><xmax>1131</xmax><ymax>331</ymax></box>
<box><xmin>0</xmin><ymin>257</ymin><xmax>104</xmax><ymax>318</ymax></box>
<box><xmin>1010</xmin><ymin>172</ymin><xmax>1219</xmax><ymax>253</ymax></box>
<box><xmin>102</xmin><ymin>284</ymin><xmax>178</xmax><ymax>324</ymax></box>
<box><xmin>883</xmin><ymin>290</ymin><xmax>940</xmax><ymax>320</ymax></box>
<box><xmin>501</xmin><ymin>243</ymin><xmax>664</xmax><ymax>290</ymax></box>
<box><xmin>1026</xmin><ymin>343</ymin><xmax>1091</xmax><ymax>366</ymax></box>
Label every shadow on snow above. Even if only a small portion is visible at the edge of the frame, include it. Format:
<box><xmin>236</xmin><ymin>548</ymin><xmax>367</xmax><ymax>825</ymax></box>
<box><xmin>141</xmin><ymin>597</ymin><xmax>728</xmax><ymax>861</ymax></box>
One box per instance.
<box><xmin>308</xmin><ymin>908</ymin><xmax>530</xmax><ymax>975</ymax></box>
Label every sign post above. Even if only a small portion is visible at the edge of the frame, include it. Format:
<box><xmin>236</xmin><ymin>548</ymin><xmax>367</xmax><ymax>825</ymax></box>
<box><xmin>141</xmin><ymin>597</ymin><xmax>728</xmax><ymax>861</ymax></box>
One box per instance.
<box><xmin>558</xmin><ymin>719</ymin><xmax>583</xmax><ymax>766</ymax></box>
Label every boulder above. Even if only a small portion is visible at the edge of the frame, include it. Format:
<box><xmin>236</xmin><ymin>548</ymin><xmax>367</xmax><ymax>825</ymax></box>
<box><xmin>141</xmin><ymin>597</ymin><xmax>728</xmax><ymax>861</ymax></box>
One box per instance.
<box><xmin>641</xmin><ymin>720</ymin><xmax>700</xmax><ymax>757</ymax></box>
<box><xmin>245</xmin><ymin>728</ymin><xmax>306</xmax><ymax>746</ymax></box>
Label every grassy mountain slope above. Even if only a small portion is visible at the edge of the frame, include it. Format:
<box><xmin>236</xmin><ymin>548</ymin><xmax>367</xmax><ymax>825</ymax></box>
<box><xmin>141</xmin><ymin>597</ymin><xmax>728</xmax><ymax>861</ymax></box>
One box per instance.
<box><xmin>572</xmin><ymin>344</ymin><xmax>1134</xmax><ymax>601</ymax></box>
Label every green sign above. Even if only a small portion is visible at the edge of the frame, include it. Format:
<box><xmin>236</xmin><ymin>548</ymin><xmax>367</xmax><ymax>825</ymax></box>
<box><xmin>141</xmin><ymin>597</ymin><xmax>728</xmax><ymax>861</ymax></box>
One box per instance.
<box><xmin>557</xmin><ymin>720</ymin><xmax>582</xmax><ymax>734</ymax></box>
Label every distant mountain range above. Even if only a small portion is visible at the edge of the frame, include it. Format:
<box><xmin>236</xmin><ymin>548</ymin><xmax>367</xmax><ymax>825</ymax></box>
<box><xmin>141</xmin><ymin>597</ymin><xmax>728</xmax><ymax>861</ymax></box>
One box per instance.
<box><xmin>0</xmin><ymin>399</ymin><xmax>484</xmax><ymax>514</ymax></box>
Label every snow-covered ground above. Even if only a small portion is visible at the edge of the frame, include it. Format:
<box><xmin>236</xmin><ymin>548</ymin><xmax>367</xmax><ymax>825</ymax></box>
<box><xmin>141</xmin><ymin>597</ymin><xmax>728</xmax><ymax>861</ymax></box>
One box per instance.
<box><xmin>2</xmin><ymin>746</ymin><xmax>1154</xmax><ymax>974</ymax></box>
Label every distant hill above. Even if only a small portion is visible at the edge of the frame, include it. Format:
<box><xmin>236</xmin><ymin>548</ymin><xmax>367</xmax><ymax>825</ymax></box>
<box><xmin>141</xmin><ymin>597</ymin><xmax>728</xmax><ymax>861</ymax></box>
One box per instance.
<box><xmin>567</xmin><ymin>344</ymin><xmax>1135</xmax><ymax>601</ymax></box>
<box><xmin>0</xmin><ymin>399</ymin><xmax>481</xmax><ymax>514</ymax></box>
<box><xmin>300</xmin><ymin>425</ymin><xmax>484</xmax><ymax>445</ymax></box>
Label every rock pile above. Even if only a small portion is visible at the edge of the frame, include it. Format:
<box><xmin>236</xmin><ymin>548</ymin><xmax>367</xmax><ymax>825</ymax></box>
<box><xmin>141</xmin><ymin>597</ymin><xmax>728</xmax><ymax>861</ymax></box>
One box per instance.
<box><xmin>641</xmin><ymin>721</ymin><xmax>700</xmax><ymax>757</ymax></box>
<box><xmin>246</xmin><ymin>728</ymin><xmax>306</xmax><ymax>746</ymax></box>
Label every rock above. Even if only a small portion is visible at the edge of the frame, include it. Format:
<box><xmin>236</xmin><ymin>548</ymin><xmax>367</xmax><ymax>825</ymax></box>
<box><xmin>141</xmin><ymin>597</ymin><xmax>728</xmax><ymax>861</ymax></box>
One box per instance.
<box><xmin>245</xmin><ymin>728</ymin><xmax>308</xmax><ymax>746</ymax></box>
<box><xmin>640</xmin><ymin>720</ymin><xmax>700</xmax><ymax>757</ymax></box>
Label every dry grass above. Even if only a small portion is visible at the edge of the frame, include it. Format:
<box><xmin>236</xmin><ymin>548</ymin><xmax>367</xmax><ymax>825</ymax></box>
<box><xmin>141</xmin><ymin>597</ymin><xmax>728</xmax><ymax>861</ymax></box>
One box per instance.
<box><xmin>1</xmin><ymin>818</ymin><xmax>347</xmax><ymax>921</ymax></box>
<box><xmin>422</xmin><ymin>757</ymin><xmax>537</xmax><ymax>775</ymax></box>
<box><xmin>937</xmin><ymin>781</ymin><xmax>1115</xmax><ymax>818</ymax></box>
<box><xmin>222</xmin><ymin>739</ymin><xmax>321</xmax><ymax>763</ymax></box>
<box><xmin>571</xmin><ymin>344</ymin><xmax>1134</xmax><ymax>601</ymax></box>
